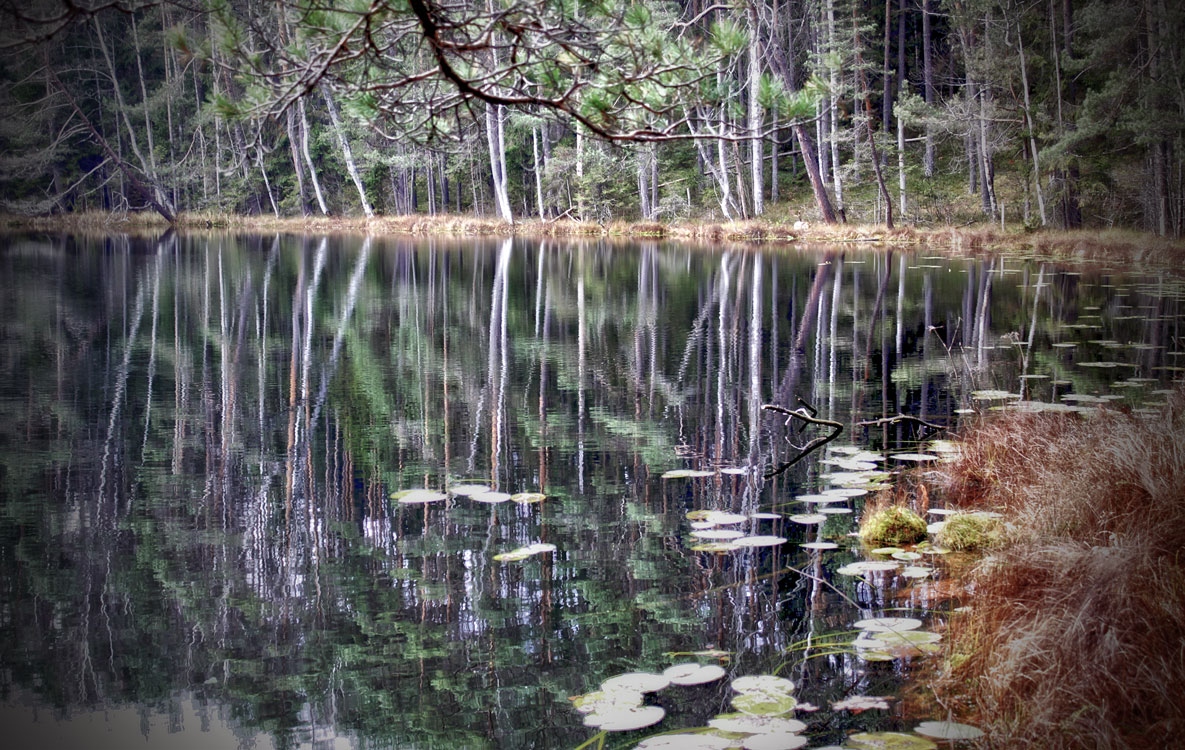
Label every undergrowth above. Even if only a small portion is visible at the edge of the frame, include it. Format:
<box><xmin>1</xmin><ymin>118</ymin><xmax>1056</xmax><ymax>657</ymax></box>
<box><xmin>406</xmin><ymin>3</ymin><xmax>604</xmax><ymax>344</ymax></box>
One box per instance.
<box><xmin>930</xmin><ymin>392</ymin><xmax>1185</xmax><ymax>748</ymax></box>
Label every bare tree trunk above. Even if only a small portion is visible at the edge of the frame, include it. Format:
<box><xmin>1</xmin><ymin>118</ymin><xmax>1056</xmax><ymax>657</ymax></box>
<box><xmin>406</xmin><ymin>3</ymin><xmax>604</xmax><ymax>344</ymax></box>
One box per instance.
<box><xmin>287</xmin><ymin>108</ymin><xmax>309</xmax><ymax>215</ymax></box>
<box><xmin>299</xmin><ymin>99</ymin><xmax>329</xmax><ymax>215</ymax></box>
<box><xmin>792</xmin><ymin>123</ymin><xmax>838</xmax><ymax>223</ymax></box>
<box><xmin>321</xmin><ymin>86</ymin><xmax>374</xmax><ymax>217</ymax></box>
<box><xmin>486</xmin><ymin>103</ymin><xmax>513</xmax><ymax>222</ymax></box>
<box><xmin>1015</xmin><ymin>14</ymin><xmax>1047</xmax><ymax>225</ymax></box>
<box><xmin>748</xmin><ymin>1</ymin><xmax>764</xmax><ymax>216</ymax></box>
<box><xmin>533</xmin><ymin>126</ymin><xmax>545</xmax><ymax>218</ymax></box>
<box><xmin>922</xmin><ymin>0</ymin><xmax>935</xmax><ymax>178</ymax></box>
<box><xmin>827</xmin><ymin>0</ymin><xmax>845</xmax><ymax>218</ymax></box>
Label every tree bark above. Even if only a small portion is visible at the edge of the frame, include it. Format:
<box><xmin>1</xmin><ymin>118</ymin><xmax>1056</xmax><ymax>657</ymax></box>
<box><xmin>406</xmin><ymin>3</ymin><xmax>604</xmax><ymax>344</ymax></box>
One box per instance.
<box><xmin>321</xmin><ymin>86</ymin><xmax>374</xmax><ymax>217</ymax></box>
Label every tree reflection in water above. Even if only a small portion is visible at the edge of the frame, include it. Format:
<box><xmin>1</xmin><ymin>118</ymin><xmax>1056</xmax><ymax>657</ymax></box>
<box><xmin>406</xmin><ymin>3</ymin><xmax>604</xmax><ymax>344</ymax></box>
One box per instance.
<box><xmin>0</xmin><ymin>233</ymin><xmax>1179</xmax><ymax>748</ymax></box>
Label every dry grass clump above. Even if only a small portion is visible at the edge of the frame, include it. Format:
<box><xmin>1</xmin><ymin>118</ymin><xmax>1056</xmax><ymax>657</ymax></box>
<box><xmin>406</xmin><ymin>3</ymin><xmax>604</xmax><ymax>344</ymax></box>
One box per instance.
<box><xmin>934</xmin><ymin>391</ymin><xmax>1185</xmax><ymax>748</ymax></box>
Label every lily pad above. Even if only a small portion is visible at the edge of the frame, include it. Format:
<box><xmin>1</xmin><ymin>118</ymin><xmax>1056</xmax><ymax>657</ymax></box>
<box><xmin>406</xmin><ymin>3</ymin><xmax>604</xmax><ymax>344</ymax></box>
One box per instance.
<box><xmin>970</xmin><ymin>390</ymin><xmax>1019</xmax><ymax>400</ymax></box>
<box><xmin>708</xmin><ymin>714</ymin><xmax>807</xmax><ymax>734</ymax></box>
<box><xmin>831</xmin><ymin>695</ymin><xmax>892</xmax><ymax>711</ymax></box>
<box><xmin>448</xmin><ymin>484</ymin><xmax>489</xmax><ymax>496</ymax></box>
<box><xmin>913</xmin><ymin>721</ymin><xmax>984</xmax><ymax>740</ymax></box>
<box><xmin>889</xmin><ymin>453</ymin><xmax>939</xmax><ymax>462</ymax></box>
<box><xmin>891</xmin><ymin>551</ymin><xmax>922</xmax><ymax>561</ymax></box>
<box><xmin>601</xmin><ymin>671</ymin><xmax>670</xmax><ymax>693</ymax></box>
<box><xmin>393</xmin><ymin>489</ymin><xmax>448</xmax><ymax>504</ymax></box>
<box><xmin>664</xmin><ymin>469</ymin><xmax>715</xmax><ymax>479</ymax></box>
<box><xmin>742</xmin><ymin>734</ymin><xmax>809</xmax><ymax>750</ymax></box>
<box><xmin>691</xmin><ymin>529</ymin><xmax>746</xmax><ymax>540</ymax></box>
<box><xmin>788</xmin><ymin>513</ymin><xmax>827</xmax><ymax>525</ymax></box>
<box><xmin>843</xmin><ymin>732</ymin><xmax>938</xmax><ymax>750</ymax></box>
<box><xmin>836</xmin><ymin>560</ymin><xmax>899</xmax><ymax>576</ymax></box>
<box><xmin>492</xmin><ymin>542</ymin><xmax>556</xmax><ymax>562</ymax></box>
<box><xmin>510</xmin><ymin>492</ymin><xmax>547</xmax><ymax>504</ymax></box>
<box><xmin>901</xmin><ymin>566</ymin><xmax>934</xmax><ymax>578</ymax></box>
<box><xmin>822</xmin><ymin>487</ymin><xmax>869</xmax><ymax>498</ymax></box>
<box><xmin>801</xmin><ymin>542</ymin><xmax>839</xmax><ymax>550</ymax></box>
<box><xmin>635</xmin><ymin>735</ymin><xmax>735</xmax><ymax>750</ymax></box>
<box><xmin>691</xmin><ymin>542</ymin><xmax>741</xmax><ymax>553</ymax></box>
<box><xmin>663</xmin><ymin>663</ymin><xmax>727</xmax><ymax>686</ymax></box>
<box><xmin>571</xmin><ymin>687</ymin><xmax>644</xmax><ymax>714</ymax></box>
<box><xmin>584</xmin><ymin>704</ymin><xmax>665</xmax><ymax>731</ymax></box>
<box><xmin>819</xmin><ymin>507</ymin><xmax>852</xmax><ymax>514</ymax></box>
<box><xmin>871</xmin><ymin>547</ymin><xmax>904</xmax><ymax>556</ymax></box>
<box><xmin>731</xmin><ymin>691</ymin><xmax>798</xmax><ymax>716</ymax></box>
<box><xmin>731</xmin><ymin>675</ymin><xmax>795</xmax><ymax>694</ymax></box>
<box><xmin>470</xmin><ymin>491</ymin><xmax>512</xmax><ymax>504</ymax></box>
<box><xmin>852</xmin><ymin>617</ymin><xmax>923</xmax><ymax>632</ymax></box>
<box><xmin>703</xmin><ymin>511</ymin><xmax>749</xmax><ymax>525</ymax></box>
<box><xmin>733</xmin><ymin>535</ymin><xmax>788</xmax><ymax>548</ymax></box>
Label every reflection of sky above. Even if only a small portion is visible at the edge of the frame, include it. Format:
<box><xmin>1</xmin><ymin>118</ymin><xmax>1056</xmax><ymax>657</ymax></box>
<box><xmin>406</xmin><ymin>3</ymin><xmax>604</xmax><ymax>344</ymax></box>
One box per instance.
<box><xmin>0</xmin><ymin>234</ymin><xmax>1182</xmax><ymax>748</ymax></box>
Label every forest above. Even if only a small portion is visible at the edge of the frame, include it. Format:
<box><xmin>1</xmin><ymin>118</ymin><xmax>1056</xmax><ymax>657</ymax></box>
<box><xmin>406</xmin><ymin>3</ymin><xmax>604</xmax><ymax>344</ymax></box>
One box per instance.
<box><xmin>1</xmin><ymin>0</ymin><xmax>1182</xmax><ymax>235</ymax></box>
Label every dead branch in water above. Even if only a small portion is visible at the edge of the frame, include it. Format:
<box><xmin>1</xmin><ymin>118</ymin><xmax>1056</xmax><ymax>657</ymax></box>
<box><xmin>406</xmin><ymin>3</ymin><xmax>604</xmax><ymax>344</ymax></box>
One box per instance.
<box><xmin>762</xmin><ymin>398</ymin><xmax>844</xmax><ymax>478</ymax></box>
<box><xmin>856</xmin><ymin>413</ymin><xmax>947</xmax><ymax>440</ymax></box>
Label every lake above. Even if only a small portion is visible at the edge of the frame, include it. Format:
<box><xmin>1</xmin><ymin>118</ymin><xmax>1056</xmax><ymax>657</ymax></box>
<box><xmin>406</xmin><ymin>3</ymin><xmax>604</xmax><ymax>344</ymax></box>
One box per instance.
<box><xmin>0</xmin><ymin>233</ymin><xmax>1181</xmax><ymax>749</ymax></box>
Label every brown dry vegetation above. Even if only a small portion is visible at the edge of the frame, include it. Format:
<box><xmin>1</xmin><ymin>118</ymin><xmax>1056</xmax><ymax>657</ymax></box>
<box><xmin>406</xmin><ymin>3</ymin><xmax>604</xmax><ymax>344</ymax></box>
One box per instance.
<box><xmin>928</xmin><ymin>393</ymin><xmax>1185</xmax><ymax>749</ymax></box>
<box><xmin>5</xmin><ymin>211</ymin><xmax>1185</xmax><ymax>270</ymax></box>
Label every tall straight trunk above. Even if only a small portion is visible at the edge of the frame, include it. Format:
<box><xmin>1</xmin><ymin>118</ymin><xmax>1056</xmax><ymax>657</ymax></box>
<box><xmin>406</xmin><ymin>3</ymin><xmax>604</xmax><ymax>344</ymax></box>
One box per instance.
<box><xmin>257</xmin><ymin>148</ymin><xmax>279</xmax><ymax>216</ymax></box>
<box><xmin>287</xmin><ymin>108</ymin><xmax>309</xmax><ymax>215</ymax></box>
<box><xmin>486</xmin><ymin>103</ymin><xmax>513</xmax><ymax>222</ymax></box>
<box><xmin>922</xmin><ymin>0</ymin><xmax>935</xmax><ymax>178</ymax></box>
<box><xmin>882</xmin><ymin>0</ymin><xmax>893</xmax><ymax>132</ymax></box>
<box><xmin>855</xmin><ymin>12</ymin><xmax>894</xmax><ymax>227</ymax></box>
<box><xmin>321</xmin><ymin>86</ymin><xmax>374</xmax><ymax>217</ymax></box>
<box><xmin>978</xmin><ymin>85</ymin><xmax>995</xmax><ymax>216</ymax></box>
<box><xmin>1015</xmin><ymin>15</ymin><xmax>1047</xmax><ymax>225</ymax></box>
<box><xmin>533</xmin><ymin>127</ymin><xmax>545</xmax><ymax>218</ymax></box>
<box><xmin>637</xmin><ymin>146</ymin><xmax>651</xmax><ymax>219</ymax></box>
<box><xmin>748</xmin><ymin>1</ymin><xmax>764</xmax><ymax>216</ymax></box>
<box><xmin>792</xmin><ymin>123</ymin><xmax>838</xmax><ymax>223</ymax></box>
<box><xmin>827</xmin><ymin>0</ymin><xmax>845</xmax><ymax>218</ymax></box>
<box><xmin>770</xmin><ymin>136</ymin><xmax>779</xmax><ymax>204</ymax></box>
<box><xmin>299</xmin><ymin>99</ymin><xmax>329</xmax><ymax>214</ymax></box>
<box><xmin>1057</xmin><ymin>0</ymin><xmax>1082</xmax><ymax>228</ymax></box>
<box><xmin>575</xmin><ymin>126</ymin><xmax>585</xmax><ymax>219</ymax></box>
<box><xmin>897</xmin><ymin>99</ymin><xmax>906</xmax><ymax>217</ymax></box>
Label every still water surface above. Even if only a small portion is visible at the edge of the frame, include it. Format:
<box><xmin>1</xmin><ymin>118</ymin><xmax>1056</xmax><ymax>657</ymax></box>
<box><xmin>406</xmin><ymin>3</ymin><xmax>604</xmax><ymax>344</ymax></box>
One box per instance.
<box><xmin>0</xmin><ymin>233</ymin><xmax>1181</xmax><ymax>749</ymax></box>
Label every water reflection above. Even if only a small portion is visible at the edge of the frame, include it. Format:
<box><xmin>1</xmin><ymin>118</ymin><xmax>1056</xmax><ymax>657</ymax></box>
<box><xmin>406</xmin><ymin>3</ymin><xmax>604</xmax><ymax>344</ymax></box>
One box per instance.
<box><xmin>0</xmin><ymin>233</ymin><xmax>1180</xmax><ymax>748</ymax></box>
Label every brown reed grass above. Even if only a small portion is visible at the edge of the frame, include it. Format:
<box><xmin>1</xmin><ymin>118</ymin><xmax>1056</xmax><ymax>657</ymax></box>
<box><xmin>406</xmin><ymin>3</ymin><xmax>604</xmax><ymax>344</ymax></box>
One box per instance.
<box><xmin>930</xmin><ymin>392</ymin><xmax>1185</xmax><ymax>748</ymax></box>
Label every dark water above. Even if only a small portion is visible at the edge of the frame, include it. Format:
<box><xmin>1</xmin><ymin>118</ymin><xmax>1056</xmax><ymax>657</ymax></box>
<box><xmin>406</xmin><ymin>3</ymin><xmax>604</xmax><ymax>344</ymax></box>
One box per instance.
<box><xmin>0</xmin><ymin>233</ymin><xmax>1180</xmax><ymax>749</ymax></box>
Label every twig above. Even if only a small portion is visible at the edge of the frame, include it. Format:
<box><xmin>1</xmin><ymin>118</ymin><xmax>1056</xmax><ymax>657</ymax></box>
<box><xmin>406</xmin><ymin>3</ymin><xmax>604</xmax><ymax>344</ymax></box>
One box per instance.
<box><xmin>762</xmin><ymin>401</ymin><xmax>843</xmax><ymax>478</ymax></box>
<box><xmin>856</xmin><ymin>413</ymin><xmax>947</xmax><ymax>439</ymax></box>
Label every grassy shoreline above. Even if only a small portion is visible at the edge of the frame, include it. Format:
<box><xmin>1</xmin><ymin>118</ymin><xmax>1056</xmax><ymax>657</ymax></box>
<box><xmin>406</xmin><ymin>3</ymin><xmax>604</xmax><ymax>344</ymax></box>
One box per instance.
<box><xmin>4</xmin><ymin>210</ymin><xmax>1185</xmax><ymax>268</ymax></box>
<box><xmin>926</xmin><ymin>390</ymin><xmax>1185</xmax><ymax>748</ymax></box>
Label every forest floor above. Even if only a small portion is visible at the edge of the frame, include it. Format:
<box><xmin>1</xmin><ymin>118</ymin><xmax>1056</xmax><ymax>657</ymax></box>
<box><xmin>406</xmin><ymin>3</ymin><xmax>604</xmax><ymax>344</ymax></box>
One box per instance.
<box><xmin>5</xmin><ymin>209</ymin><xmax>1185</xmax><ymax>271</ymax></box>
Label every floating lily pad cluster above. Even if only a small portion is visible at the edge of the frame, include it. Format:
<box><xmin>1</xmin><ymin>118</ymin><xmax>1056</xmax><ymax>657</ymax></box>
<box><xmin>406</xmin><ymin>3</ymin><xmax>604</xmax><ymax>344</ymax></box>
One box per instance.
<box><xmin>573</xmin><ymin>664</ymin><xmax>726</xmax><ymax>733</ymax></box>
<box><xmin>391</xmin><ymin>485</ymin><xmax>547</xmax><ymax>506</ymax></box>
<box><xmin>851</xmin><ymin>617</ymin><xmax>942</xmax><ymax>661</ymax></box>
<box><xmin>492</xmin><ymin>542</ymin><xmax>556</xmax><ymax>562</ymax></box>
<box><xmin>685</xmin><ymin>509</ymin><xmax>787</xmax><ymax>552</ymax></box>
<box><xmin>577</xmin><ymin>669</ymin><xmax>817</xmax><ymax>749</ymax></box>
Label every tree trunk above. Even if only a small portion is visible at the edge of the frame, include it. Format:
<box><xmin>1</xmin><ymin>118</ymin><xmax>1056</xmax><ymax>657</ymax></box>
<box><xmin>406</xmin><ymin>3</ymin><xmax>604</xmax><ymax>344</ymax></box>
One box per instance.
<box><xmin>299</xmin><ymin>99</ymin><xmax>329</xmax><ymax>215</ymax></box>
<box><xmin>792</xmin><ymin>123</ymin><xmax>838</xmax><ymax>223</ymax></box>
<box><xmin>922</xmin><ymin>0</ymin><xmax>935</xmax><ymax>178</ymax></box>
<box><xmin>748</xmin><ymin>0</ymin><xmax>764</xmax><ymax>216</ymax></box>
<box><xmin>486</xmin><ymin>103</ymin><xmax>513</xmax><ymax>222</ymax></box>
<box><xmin>321</xmin><ymin>86</ymin><xmax>374</xmax><ymax>217</ymax></box>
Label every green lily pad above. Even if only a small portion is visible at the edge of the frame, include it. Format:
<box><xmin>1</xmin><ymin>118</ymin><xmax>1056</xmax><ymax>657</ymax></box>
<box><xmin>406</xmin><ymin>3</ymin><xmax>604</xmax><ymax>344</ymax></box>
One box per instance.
<box><xmin>852</xmin><ymin>617</ymin><xmax>923</xmax><ymax>632</ymax></box>
<box><xmin>448</xmin><ymin>484</ymin><xmax>489</xmax><ymax>496</ymax></box>
<box><xmin>601</xmin><ymin>671</ymin><xmax>670</xmax><ymax>693</ymax></box>
<box><xmin>492</xmin><ymin>542</ymin><xmax>556</xmax><ymax>562</ymax></box>
<box><xmin>788</xmin><ymin>513</ymin><xmax>827</xmax><ymax>525</ymax></box>
<box><xmin>571</xmin><ymin>687</ymin><xmax>641</xmax><ymax>712</ymax></box>
<box><xmin>691</xmin><ymin>542</ymin><xmax>741</xmax><ymax>553</ymax></box>
<box><xmin>871</xmin><ymin>547</ymin><xmax>904</xmax><ymax>556</ymax></box>
<box><xmin>970</xmin><ymin>390</ymin><xmax>1018</xmax><ymax>400</ymax></box>
<box><xmin>708</xmin><ymin>714</ymin><xmax>807</xmax><ymax>734</ymax></box>
<box><xmin>801</xmin><ymin>542</ymin><xmax>839</xmax><ymax>550</ymax></box>
<box><xmin>819</xmin><ymin>507</ymin><xmax>852</xmax><ymax>514</ymax></box>
<box><xmin>733</xmin><ymin>535</ymin><xmax>787</xmax><ymax>548</ymax></box>
<box><xmin>691</xmin><ymin>529</ymin><xmax>745</xmax><ymax>540</ymax></box>
<box><xmin>731</xmin><ymin>691</ymin><xmax>798</xmax><ymax>716</ymax></box>
<box><xmin>703</xmin><ymin>511</ymin><xmax>748</xmax><ymax>525</ymax></box>
<box><xmin>891</xmin><ymin>551</ymin><xmax>922</xmax><ymax>561</ymax></box>
<box><xmin>583</xmin><ymin>704</ymin><xmax>665</xmax><ymax>731</ymax></box>
<box><xmin>831</xmin><ymin>695</ymin><xmax>892</xmax><ymax>711</ymax></box>
<box><xmin>664</xmin><ymin>469</ymin><xmax>715</xmax><ymax>479</ymax></box>
<box><xmin>663</xmin><ymin>663</ymin><xmax>727</xmax><ymax>686</ymax></box>
<box><xmin>635</xmin><ymin>735</ymin><xmax>735</xmax><ymax>750</ymax></box>
<box><xmin>890</xmin><ymin>453</ymin><xmax>939</xmax><ymax>462</ymax></box>
<box><xmin>843</xmin><ymin>732</ymin><xmax>938</xmax><ymax>750</ymax></box>
<box><xmin>913</xmin><ymin>721</ymin><xmax>984</xmax><ymax>740</ymax></box>
<box><xmin>822</xmin><ymin>487</ymin><xmax>869</xmax><ymax>498</ymax></box>
<box><xmin>901</xmin><ymin>566</ymin><xmax>934</xmax><ymax>578</ymax></box>
<box><xmin>510</xmin><ymin>492</ymin><xmax>546</xmax><ymax>504</ymax></box>
<box><xmin>742</xmin><ymin>733</ymin><xmax>809</xmax><ymax>750</ymax></box>
<box><xmin>393</xmin><ymin>489</ymin><xmax>448</xmax><ymax>504</ymax></box>
<box><xmin>836</xmin><ymin>561</ymin><xmax>899</xmax><ymax>576</ymax></box>
<box><xmin>731</xmin><ymin>675</ymin><xmax>795</xmax><ymax>694</ymax></box>
<box><xmin>470</xmin><ymin>491</ymin><xmax>512</xmax><ymax>504</ymax></box>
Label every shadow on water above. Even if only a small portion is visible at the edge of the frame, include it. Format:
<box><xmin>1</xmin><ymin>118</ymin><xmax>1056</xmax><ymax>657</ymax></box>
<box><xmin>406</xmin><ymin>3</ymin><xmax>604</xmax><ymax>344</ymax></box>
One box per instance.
<box><xmin>0</xmin><ymin>233</ymin><xmax>1181</xmax><ymax>748</ymax></box>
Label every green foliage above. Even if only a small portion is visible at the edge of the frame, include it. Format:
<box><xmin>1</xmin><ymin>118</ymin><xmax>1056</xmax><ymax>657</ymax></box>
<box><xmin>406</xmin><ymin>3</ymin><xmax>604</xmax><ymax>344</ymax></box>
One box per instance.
<box><xmin>860</xmin><ymin>506</ymin><xmax>928</xmax><ymax>546</ymax></box>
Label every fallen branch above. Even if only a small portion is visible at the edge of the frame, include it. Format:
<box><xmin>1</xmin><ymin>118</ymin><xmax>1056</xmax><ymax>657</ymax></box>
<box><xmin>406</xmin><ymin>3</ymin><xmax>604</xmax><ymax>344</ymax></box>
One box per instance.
<box><xmin>762</xmin><ymin>399</ymin><xmax>844</xmax><ymax>478</ymax></box>
<box><xmin>856</xmin><ymin>414</ymin><xmax>946</xmax><ymax>440</ymax></box>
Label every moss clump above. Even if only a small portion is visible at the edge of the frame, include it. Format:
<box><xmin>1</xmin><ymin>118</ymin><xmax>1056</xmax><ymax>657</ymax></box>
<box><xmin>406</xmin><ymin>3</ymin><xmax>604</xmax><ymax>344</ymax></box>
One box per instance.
<box><xmin>860</xmin><ymin>505</ymin><xmax>928</xmax><ymax>546</ymax></box>
<box><xmin>937</xmin><ymin>513</ymin><xmax>1001</xmax><ymax>551</ymax></box>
